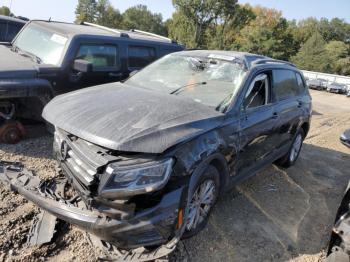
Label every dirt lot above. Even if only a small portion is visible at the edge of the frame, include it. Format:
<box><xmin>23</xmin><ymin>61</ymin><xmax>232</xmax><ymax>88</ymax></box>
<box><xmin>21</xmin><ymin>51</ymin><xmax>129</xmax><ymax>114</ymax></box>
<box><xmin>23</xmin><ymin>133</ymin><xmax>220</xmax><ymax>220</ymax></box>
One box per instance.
<box><xmin>0</xmin><ymin>90</ymin><xmax>349</xmax><ymax>262</ymax></box>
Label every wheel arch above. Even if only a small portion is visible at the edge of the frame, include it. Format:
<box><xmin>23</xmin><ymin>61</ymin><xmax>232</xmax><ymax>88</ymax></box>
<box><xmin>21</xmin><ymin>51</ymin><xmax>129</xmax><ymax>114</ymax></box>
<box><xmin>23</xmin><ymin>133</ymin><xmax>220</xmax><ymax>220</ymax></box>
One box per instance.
<box><xmin>188</xmin><ymin>153</ymin><xmax>229</xmax><ymax>197</ymax></box>
<box><xmin>300</xmin><ymin>122</ymin><xmax>310</xmax><ymax>138</ymax></box>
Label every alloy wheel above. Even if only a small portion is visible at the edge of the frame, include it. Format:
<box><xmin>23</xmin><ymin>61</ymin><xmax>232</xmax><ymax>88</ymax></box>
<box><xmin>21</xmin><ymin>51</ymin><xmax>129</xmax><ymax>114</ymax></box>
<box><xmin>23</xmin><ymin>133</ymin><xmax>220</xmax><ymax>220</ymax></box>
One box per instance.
<box><xmin>186</xmin><ymin>179</ymin><xmax>216</xmax><ymax>231</ymax></box>
<box><xmin>289</xmin><ymin>134</ymin><xmax>303</xmax><ymax>162</ymax></box>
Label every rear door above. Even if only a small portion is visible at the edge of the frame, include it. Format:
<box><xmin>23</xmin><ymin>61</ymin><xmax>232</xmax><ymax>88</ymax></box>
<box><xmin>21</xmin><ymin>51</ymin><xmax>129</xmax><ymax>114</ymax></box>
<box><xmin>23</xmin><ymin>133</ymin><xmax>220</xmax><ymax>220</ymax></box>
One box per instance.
<box><xmin>127</xmin><ymin>45</ymin><xmax>157</xmax><ymax>72</ymax></box>
<box><xmin>271</xmin><ymin>69</ymin><xmax>306</xmax><ymax>154</ymax></box>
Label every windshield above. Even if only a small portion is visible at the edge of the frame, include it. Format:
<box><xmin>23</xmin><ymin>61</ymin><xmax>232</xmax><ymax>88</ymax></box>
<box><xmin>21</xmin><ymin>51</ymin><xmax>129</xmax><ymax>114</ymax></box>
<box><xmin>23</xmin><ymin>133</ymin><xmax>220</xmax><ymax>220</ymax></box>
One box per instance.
<box><xmin>126</xmin><ymin>53</ymin><xmax>248</xmax><ymax>111</ymax></box>
<box><xmin>13</xmin><ymin>24</ymin><xmax>67</xmax><ymax>66</ymax></box>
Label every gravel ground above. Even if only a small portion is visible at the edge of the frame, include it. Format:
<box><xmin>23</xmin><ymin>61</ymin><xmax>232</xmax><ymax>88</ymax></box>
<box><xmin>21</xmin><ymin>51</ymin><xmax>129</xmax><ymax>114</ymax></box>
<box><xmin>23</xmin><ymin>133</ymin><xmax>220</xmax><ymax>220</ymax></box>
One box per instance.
<box><xmin>0</xmin><ymin>89</ymin><xmax>349</xmax><ymax>262</ymax></box>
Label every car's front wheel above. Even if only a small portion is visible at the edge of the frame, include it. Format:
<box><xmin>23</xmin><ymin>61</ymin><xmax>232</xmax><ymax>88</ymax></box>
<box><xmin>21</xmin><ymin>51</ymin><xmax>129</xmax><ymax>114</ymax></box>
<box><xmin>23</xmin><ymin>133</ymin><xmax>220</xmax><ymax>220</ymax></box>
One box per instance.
<box><xmin>182</xmin><ymin>165</ymin><xmax>220</xmax><ymax>239</ymax></box>
<box><xmin>276</xmin><ymin>129</ymin><xmax>305</xmax><ymax>168</ymax></box>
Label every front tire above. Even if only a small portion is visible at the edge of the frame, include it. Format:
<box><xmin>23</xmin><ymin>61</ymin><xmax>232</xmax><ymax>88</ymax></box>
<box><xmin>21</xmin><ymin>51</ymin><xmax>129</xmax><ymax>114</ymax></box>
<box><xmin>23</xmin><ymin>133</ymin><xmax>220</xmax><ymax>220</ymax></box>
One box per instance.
<box><xmin>276</xmin><ymin>129</ymin><xmax>305</xmax><ymax>168</ymax></box>
<box><xmin>182</xmin><ymin>165</ymin><xmax>220</xmax><ymax>239</ymax></box>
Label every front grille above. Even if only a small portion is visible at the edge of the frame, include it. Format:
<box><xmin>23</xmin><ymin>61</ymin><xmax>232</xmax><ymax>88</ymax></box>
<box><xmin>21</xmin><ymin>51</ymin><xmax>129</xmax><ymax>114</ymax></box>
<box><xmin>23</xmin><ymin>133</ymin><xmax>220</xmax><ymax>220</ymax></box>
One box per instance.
<box><xmin>55</xmin><ymin>129</ymin><xmax>113</xmax><ymax>190</ymax></box>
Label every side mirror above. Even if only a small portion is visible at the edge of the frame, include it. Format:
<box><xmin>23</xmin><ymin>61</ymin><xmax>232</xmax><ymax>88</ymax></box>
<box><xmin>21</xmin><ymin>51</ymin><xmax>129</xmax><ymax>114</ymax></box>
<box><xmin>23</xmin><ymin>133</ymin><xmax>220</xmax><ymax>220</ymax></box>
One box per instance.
<box><xmin>73</xmin><ymin>59</ymin><xmax>92</xmax><ymax>73</ymax></box>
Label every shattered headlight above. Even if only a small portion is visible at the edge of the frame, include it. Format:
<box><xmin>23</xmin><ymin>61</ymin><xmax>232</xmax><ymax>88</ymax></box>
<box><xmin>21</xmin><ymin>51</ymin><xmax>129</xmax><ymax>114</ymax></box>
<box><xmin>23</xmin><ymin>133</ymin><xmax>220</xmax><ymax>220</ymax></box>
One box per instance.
<box><xmin>100</xmin><ymin>158</ymin><xmax>174</xmax><ymax>198</ymax></box>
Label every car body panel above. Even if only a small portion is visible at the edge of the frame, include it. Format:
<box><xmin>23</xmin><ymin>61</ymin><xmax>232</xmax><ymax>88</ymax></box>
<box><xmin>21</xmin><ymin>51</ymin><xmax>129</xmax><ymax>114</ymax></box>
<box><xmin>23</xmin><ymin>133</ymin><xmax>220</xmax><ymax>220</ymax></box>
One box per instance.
<box><xmin>1</xmin><ymin>51</ymin><xmax>312</xmax><ymax>258</ymax></box>
<box><xmin>43</xmin><ymin>82</ymin><xmax>225</xmax><ymax>154</ymax></box>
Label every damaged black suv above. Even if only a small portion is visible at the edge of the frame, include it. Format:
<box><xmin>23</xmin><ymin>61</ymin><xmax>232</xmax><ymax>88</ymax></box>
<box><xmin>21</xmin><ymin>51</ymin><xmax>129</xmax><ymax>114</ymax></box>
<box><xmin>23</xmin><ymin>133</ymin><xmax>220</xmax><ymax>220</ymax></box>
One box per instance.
<box><xmin>0</xmin><ymin>51</ymin><xmax>312</xmax><ymax>260</ymax></box>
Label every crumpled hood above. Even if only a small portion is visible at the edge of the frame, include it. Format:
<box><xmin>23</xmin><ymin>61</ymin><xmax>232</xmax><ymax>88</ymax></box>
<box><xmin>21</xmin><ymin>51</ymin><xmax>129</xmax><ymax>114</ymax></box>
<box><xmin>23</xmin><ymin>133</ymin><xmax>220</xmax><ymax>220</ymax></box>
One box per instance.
<box><xmin>43</xmin><ymin>83</ymin><xmax>225</xmax><ymax>153</ymax></box>
<box><xmin>0</xmin><ymin>45</ymin><xmax>39</xmax><ymax>79</ymax></box>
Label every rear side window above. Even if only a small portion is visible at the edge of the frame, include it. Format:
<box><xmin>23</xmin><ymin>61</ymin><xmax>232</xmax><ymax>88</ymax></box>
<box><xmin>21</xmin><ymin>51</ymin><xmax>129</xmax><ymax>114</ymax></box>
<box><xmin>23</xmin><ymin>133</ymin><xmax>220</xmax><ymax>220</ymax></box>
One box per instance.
<box><xmin>76</xmin><ymin>44</ymin><xmax>119</xmax><ymax>70</ymax></box>
<box><xmin>273</xmin><ymin>69</ymin><xmax>302</xmax><ymax>101</ymax></box>
<box><xmin>295</xmin><ymin>73</ymin><xmax>305</xmax><ymax>92</ymax></box>
<box><xmin>128</xmin><ymin>46</ymin><xmax>156</xmax><ymax>68</ymax></box>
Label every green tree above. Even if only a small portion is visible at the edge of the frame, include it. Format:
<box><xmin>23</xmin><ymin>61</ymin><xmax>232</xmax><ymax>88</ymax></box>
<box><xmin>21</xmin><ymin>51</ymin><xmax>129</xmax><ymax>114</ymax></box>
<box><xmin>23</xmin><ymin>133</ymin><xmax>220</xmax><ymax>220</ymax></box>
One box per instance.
<box><xmin>235</xmin><ymin>6</ymin><xmax>296</xmax><ymax>60</ymax></box>
<box><xmin>325</xmin><ymin>41</ymin><xmax>348</xmax><ymax>59</ymax></box>
<box><xmin>0</xmin><ymin>6</ymin><xmax>12</xmax><ymax>16</ymax></box>
<box><xmin>122</xmin><ymin>5</ymin><xmax>167</xmax><ymax>35</ymax></box>
<box><xmin>171</xmin><ymin>0</ymin><xmax>222</xmax><ymax>48</ymax></box>
<box><xmin>75</xmin><ymin>0</ymin><xmax>97</xmax><ymax>23</ymax></box>
<box><xmin>95</xmin><ymin>0</ymin><xmax>123</xmax><ymax>28</ymax></box>
<box><xmin>291</xmin><ymin>32</ymin><xmax>330</xmax><ymax>72</ymax></box>
<box><xmin>289</xmin><ymin>17</ymin><xmax>350</xmax><ymax>48</ymax></box>
<box><xmin>207</xmin><ymin>3</ymin><xmax>255</xmax><ymax>50</ymax></box>
<box><xmin>334</xmin><ymin>57</ymin><xmax>350</xmax><ymax>76</ymax></box>
<box><xmin>168</xmin><ymin>11</ymin><xmax>197</xmax><ymax>47</ymax></box>
<box><xmin>325</xmin><ymin>41</ymin><xmax>350</xmax><ymax>75</ymax></box>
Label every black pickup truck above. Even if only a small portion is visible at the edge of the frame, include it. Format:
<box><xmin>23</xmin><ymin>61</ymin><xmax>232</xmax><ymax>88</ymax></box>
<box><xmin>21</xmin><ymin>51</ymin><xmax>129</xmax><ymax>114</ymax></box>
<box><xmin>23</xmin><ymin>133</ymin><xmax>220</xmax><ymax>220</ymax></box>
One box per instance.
<box><xmin>0</xmin><ymin>20</ymin><xmax>184</xmax><ymax>143</ymax></box>
<box><xmin>0</xmin><ymin>15</ymin><xmax>26</xmax><ymax>42</ymax></box>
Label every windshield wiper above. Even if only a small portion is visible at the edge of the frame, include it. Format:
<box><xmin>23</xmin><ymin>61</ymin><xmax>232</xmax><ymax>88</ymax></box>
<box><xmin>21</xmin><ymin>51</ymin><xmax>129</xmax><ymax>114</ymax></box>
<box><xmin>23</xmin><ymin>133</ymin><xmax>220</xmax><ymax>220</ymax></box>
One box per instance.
<box><xmin>170</xmin><ymin>81</ymin><xmax>207</xmax><ymax>95</ymax></box>
<box><xmin>23</xmin><ymin>50</ymin><xmax>43</xmax><ymax>64</ymax></box>
<box><xmin>12</xmin><ymin>45</ymin><xmax>42</xmax><ymax>64</ymax></box>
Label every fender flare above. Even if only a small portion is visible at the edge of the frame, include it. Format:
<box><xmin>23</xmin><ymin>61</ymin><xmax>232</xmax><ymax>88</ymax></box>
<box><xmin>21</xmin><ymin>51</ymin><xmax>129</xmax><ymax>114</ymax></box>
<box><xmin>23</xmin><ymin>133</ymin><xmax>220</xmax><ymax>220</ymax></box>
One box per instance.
<box><xmin>188</xmin><ymin>153</ymin><xmax>230</xmax><ymax>198</ymax></box>
<box><xmin>0</xmin><ymin>78</ymin><xmax>54</xmax><ymax>102</ymax></box>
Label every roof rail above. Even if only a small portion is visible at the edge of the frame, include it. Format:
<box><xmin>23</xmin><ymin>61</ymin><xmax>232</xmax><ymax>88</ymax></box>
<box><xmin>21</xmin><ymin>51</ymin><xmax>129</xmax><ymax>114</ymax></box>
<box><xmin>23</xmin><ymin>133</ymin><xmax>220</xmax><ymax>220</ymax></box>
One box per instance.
<box><xmin>82</xmin><ymin>21</ymin><xmax>129</xmax><ymax>37</ymax></box>
<box><xmin>129</xmin><ymin>29</ymin><xmax>175</xmax><ymax>43</ymax></box>
<box><xmin>252</xmin><ymin>59</ymin><xmax>296</xmax><ymax>67</ymax></box>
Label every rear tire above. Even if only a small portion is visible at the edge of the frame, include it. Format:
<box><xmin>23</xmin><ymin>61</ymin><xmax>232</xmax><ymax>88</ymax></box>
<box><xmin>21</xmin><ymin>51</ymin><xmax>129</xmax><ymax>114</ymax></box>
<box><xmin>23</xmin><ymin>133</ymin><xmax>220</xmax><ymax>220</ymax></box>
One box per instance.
<box><xmin>182</xmin><ymin>165</ymin><xmax>220</xmax><ymax>239</ymax></box>
<box><xmin>276</xmin><ymin>129</ymin><xmax>305</xmax><ymax>168</ymax></box>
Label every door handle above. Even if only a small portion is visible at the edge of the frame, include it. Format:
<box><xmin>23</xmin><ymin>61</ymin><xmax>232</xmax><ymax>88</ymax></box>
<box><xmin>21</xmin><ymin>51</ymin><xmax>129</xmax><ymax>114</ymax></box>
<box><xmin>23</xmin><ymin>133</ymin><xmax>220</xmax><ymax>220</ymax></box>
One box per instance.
<box><xmin>271</xmin><ymin>112</ymin><xmax>279</xmax><ymax>119</ymax></box>
<box><xmin>297</xmin><ymin>101</ymin><xmax>302</xmax><ymax>108</ymax></box>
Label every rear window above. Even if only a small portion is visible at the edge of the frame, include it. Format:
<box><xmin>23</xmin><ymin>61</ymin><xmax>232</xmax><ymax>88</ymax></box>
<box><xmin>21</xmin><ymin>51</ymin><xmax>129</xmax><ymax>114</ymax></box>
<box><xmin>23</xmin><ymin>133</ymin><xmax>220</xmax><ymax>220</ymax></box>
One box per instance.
<box><xmin>128</xmin><ymin>46</ymin><xmax>156</xmax><ymax>68</ymax></box>
<box><xmin>273</xmin><ymin>69</ymin><xmax>303</xmax><ymax>101</ymax></box>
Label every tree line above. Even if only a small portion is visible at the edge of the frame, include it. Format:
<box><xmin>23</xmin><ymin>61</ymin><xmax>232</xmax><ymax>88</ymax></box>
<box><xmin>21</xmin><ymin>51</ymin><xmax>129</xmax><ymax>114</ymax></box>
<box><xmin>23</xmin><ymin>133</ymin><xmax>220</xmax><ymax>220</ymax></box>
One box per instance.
<box><xmin>2</xmin><ymin>1</ymin><xmax>350</xmax><ymax>76</ymax></box>
<box><xmin>75</xmin><ymin>0</ymin><xmax>350</xmax><ymax>76</ymax></box>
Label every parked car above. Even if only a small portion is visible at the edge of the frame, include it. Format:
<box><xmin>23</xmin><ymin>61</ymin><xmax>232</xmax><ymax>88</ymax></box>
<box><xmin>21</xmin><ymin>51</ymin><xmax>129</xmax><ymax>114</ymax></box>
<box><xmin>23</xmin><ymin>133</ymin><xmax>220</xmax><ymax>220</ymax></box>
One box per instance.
<box><xmin>0</xmin><ymin>51</ymin><xmax>312</xmax><ymax>261</ymax></box>
<box><xmin>325</xmin><ymin>136</ymin><xmax>350</xmax><ymax>262</ymax></box>
<box><xmin>307</xmin><ymin>78</ymin><xmax>328</xmax><ymax>90</ymax></box>
<box><xmin>340</xmin><ymin>129</ymin><xmax>350</xmax><ymax>148</ymax></box>
<box><xmin>0</xmin><ymin>15</ymin><xmax>26</xmax><ymax>42</ymax></box>
<box><xmin>0</xmin><ymin>20</ymin><xmax>184</xmax><ymax>143</ymax></box>
<box><xmin>327</xmin><ymin>82</ymin><xmax>347</xmax><ymax>94</ymax></box>
<box><xmin>346</xmin><ymin>86</ymin><xmax>350</xmax><ymax>97</ymax></box>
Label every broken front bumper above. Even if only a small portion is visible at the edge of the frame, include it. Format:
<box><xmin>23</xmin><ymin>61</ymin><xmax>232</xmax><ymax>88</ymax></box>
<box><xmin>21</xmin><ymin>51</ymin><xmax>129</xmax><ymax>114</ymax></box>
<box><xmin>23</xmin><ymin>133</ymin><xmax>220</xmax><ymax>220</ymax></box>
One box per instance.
<box><xmin>0</xmin><ymin>161</ymin><xmax>186</xmax><ymax>252</ymax></box>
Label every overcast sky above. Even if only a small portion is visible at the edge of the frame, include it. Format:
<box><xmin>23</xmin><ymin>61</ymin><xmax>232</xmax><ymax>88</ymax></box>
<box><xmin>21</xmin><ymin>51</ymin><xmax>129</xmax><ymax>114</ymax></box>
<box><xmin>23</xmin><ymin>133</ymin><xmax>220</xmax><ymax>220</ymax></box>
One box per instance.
<box><xmin>2</xmin><ymin>0</ymin><xmax>350</xmax><ymax>23</ymax></box>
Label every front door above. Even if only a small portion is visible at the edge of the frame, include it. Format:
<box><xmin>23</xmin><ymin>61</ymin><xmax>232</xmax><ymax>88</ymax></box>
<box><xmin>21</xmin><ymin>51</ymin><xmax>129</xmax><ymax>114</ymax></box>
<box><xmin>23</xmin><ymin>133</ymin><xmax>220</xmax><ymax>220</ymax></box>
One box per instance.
<box><xmin>236</xmin><ymin>72</ymin><xmax>279</xmax><ymax>175</ymax></box>
<box><xmin>68</xmin><ymin>43</ymin><xmax>122</xmax><ymax>92</ymax></box>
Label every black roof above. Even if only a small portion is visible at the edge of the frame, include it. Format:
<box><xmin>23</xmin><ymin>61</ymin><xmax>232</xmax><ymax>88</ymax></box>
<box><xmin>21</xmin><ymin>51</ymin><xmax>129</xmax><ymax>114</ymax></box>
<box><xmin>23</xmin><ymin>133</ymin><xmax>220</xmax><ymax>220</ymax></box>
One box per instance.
<box><xmin>173</xmin><ymin>50</ymin><xmax>296</xmax><ymax>70</ymax></box>
<box><xmin>0</xmin><ymin>15</ymin><xmax>27</xmax><ymax>24</ymax></box>
<box><xmin>30</xmin><ymin>20</ymin><xmax>180</xmax><ymax>45</ymax></box>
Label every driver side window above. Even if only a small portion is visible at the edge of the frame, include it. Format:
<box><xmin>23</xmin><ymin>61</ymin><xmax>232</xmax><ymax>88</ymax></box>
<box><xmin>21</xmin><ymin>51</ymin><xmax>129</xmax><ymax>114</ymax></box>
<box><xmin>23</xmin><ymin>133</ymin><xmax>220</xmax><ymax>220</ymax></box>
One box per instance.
<box><xmin>244</xmin><ymin>74</ymin><xmax>269</xmax><ymax>109</ymax></box>
<box><xmin>76</xmin><ymin>44</ymin><xmax>120</xmax><ymax>70</ymax></box>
